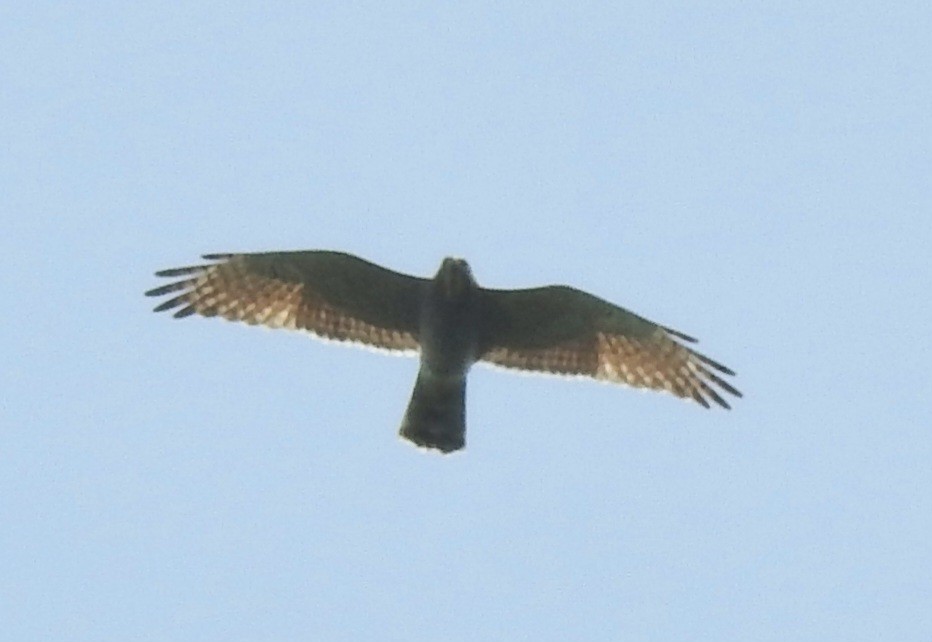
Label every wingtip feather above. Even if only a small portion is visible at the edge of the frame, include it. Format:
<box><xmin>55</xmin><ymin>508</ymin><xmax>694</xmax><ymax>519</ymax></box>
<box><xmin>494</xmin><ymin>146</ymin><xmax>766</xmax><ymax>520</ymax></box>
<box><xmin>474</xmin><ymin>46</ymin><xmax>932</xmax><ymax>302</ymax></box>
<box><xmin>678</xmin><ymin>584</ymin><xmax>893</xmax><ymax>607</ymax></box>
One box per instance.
<box><xmin>154</xmin><ymin>266</ymin><xmax>207</xmax><ymax>278</ymax></box>
<box><xmin>663</xmin><ymin>325</ymin><xmax>698</xmax><ymax>343</ymax></box>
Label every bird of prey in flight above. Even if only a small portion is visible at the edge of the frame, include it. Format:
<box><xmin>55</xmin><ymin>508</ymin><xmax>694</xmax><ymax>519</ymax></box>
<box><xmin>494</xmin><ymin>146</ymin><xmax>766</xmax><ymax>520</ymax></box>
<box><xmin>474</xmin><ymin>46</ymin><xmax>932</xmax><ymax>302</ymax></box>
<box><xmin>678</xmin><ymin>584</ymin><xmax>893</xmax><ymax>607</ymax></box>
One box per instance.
<box><xmin>146</xmin><ymin>251</ymin><xmax>741</xmax><ymax>453</ymax></box>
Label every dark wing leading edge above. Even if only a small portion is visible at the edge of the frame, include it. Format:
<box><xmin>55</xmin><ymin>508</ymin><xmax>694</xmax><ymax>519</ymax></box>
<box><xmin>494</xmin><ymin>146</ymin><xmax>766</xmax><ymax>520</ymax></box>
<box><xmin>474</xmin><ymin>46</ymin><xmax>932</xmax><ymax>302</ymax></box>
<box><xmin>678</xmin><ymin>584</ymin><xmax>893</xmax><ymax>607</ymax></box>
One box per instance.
<box><xmin>145</xmin><ymin>251</ymin><xmax>425</xmax><ymax>352</ymax></box>
<box><xmin>477</xmin><ymin>286</ymin><xmax>741</xmax><ymax>409</ymax></box>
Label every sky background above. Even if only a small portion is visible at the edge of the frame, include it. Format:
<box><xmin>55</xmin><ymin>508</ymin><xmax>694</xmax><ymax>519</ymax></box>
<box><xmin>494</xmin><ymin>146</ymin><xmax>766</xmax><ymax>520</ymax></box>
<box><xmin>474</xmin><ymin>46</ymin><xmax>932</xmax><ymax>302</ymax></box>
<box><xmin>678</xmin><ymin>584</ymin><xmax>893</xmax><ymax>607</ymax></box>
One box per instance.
<box><xmin>2</xmin><ymin>2</ymin><xmax>930</xmax><ymax>640</ymax></box>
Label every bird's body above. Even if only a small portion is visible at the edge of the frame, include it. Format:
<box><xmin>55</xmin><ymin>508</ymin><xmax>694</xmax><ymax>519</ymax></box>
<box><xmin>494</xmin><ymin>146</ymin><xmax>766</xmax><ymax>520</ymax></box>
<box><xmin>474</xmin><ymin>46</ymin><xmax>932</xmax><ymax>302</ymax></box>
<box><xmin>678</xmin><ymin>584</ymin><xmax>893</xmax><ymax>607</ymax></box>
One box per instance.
<box><xmin>146</xmin><ymin>250</ymin><xmax>741</xmax><ymax>453</ymax></box>
<box><xmin>400</xmin><ymin>259</ymin><xmax>481</xmax><ymax>451</ymax></box>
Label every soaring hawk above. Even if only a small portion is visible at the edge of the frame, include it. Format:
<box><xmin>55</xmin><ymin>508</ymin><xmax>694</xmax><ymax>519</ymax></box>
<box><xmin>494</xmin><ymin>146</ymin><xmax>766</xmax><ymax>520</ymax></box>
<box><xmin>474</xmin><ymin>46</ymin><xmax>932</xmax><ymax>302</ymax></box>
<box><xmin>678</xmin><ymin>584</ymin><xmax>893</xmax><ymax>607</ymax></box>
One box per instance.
<box><xmin>146</xmin><ymin>251</ymin><xmax>741</xmax><ymax>453</ymax></box>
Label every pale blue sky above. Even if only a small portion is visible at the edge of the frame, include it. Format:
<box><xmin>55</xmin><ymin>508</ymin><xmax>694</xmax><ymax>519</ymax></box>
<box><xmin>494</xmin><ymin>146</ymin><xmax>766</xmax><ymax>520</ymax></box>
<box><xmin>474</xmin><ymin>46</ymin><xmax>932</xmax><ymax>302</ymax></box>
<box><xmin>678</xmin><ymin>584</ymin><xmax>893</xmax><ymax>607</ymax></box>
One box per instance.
<box><xmin>2</xmin><ymin>3</ymin><xmax>930</xmax><ymax>640</ymax></box>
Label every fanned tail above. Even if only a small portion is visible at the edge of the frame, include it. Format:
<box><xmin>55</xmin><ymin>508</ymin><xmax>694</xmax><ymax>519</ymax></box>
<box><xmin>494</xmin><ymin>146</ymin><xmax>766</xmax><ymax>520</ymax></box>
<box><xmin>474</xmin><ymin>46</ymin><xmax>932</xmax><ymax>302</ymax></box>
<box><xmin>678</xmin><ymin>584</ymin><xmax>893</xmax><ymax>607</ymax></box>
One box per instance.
<box><xmin>399</xmin><ymin>372</ymin><xmax>466</xmax><ymax>453</ymax></box>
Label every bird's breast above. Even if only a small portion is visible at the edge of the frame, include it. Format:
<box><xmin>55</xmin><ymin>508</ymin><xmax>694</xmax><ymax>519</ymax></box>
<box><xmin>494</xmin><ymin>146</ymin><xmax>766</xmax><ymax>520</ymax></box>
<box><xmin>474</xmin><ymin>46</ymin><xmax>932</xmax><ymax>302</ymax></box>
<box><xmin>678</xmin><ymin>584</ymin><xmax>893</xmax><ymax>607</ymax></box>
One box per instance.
<box><xmin>418</xmin><ymin>295</ymin><xmax>480</xmax><ymax>378</ymax></box>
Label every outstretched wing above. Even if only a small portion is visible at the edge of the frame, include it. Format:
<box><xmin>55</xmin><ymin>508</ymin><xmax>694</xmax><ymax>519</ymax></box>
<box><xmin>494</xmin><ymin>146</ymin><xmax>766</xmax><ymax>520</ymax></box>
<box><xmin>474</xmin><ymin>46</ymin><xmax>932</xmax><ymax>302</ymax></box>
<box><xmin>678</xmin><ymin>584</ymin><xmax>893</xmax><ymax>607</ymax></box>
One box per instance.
<box><xmin>478</xmin><ymin>285</ymin><xmax>741</xmax><ymax>408</ymax></box>
<box><xmin>145</xmin><ymin>251</ymin><xmax>424</xmax><ymax>352</ymax></box>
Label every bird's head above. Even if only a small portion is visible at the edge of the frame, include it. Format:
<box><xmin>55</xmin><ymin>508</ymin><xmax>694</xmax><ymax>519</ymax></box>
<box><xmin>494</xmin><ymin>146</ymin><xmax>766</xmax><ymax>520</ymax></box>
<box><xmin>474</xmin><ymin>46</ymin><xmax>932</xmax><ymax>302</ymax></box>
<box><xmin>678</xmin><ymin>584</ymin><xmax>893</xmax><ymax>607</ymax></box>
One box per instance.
<box><xmin>435</xmin><ymin>257</ymin><xmax>476</xmax><ymax>300</ymax></box>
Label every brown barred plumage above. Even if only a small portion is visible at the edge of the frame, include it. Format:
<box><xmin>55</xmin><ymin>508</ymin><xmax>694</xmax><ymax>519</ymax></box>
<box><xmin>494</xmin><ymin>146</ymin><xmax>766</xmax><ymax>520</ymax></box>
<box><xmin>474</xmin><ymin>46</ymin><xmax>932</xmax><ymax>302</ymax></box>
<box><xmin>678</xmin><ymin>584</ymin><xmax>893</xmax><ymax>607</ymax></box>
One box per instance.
<box><xmin>147</xmin><ymin>251</ymin><xmax>741</xmax><ymax>452</ymax></box>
